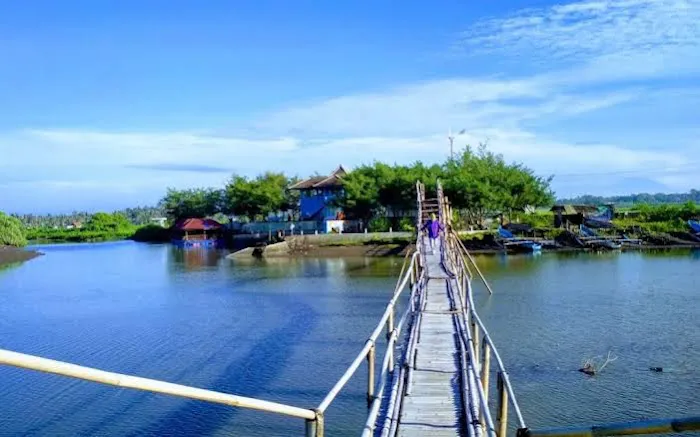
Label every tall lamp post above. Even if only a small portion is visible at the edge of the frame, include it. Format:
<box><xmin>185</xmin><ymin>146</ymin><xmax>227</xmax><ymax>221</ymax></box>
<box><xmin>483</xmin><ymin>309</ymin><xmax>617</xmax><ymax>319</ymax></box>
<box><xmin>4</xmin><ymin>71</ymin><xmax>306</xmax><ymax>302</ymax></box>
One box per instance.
<box><xmin>448</xmin><ymin>128</ymin><xmax>466</xmax><ymax>160</ymax></box>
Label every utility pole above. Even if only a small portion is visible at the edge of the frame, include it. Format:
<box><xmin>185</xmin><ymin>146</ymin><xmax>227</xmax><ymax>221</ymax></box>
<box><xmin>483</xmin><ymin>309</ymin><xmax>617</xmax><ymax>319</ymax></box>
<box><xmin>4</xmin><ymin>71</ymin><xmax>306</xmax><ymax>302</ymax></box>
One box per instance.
<box><xmin>448</xmin><ymin>128</ymin><xmax>466</xmax><ymax>160</ymax></box>
<box><xmin>448</xmin><ymin>128</ymin><xmax>455</xmax><ymax>160</ymax></box>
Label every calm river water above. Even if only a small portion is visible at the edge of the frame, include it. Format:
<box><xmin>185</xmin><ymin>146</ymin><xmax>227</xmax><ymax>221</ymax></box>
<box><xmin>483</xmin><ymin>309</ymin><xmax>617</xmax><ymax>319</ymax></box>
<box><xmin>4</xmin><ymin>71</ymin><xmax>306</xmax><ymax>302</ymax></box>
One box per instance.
<box><xmin>0</xmin><ymin>242</ymin><xmax>698</xmax><ymax>436</ymax></box>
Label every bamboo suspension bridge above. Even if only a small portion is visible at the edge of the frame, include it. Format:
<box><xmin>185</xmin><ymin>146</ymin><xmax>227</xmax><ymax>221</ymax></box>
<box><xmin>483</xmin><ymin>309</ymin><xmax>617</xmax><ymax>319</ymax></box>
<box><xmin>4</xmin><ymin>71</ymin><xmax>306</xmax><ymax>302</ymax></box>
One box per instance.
<box><xmin>1</xmin><ymin>181</ymin><xmax>698</xmax><ymax>436</ymax></box>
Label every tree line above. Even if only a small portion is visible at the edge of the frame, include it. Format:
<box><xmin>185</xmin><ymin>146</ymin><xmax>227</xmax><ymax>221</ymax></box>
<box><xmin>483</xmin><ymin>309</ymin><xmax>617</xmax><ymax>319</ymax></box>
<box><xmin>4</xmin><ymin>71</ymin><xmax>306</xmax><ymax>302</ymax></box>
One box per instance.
<box><xmin>559</xmin><ymin>189</ymin><xmax>700</xmax><ymax>206</ymax></box>
<box><xmin>3</xmin><ymin>145</ymin><xmax>556</xmax><ymax>245</ymax></box>
<box><xmin>160</xmin><ymin>172</ymin><xmax>300</xmax><ymax>222</ymax></box>
<box><xmin>159</xmin><ymin>145</ymin><xmax>555</xmax><ymax>226</ymax></box>
<box><xmin>13</xmin><ymin>206</ymin><xmax>165</xmax><ymax>229</ymax></box>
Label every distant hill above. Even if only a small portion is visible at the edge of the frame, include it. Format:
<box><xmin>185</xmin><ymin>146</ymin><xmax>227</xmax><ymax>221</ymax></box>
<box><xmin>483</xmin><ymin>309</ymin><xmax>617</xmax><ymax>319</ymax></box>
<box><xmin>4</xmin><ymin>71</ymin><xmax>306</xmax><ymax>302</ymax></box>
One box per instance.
<box><xmin>558</xmin><ymin>189</ymin><xmax>700</xmax><ymax>205</ymax></box>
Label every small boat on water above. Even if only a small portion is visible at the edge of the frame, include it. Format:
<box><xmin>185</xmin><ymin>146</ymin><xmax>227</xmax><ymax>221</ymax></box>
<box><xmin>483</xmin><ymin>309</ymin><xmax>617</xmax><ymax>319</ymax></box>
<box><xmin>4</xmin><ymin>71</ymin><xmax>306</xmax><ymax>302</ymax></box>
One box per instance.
<box><xmin>517</xmin><ymin>241</ymin><xmax>542</xmax><ymax>252</ymax></box>
<box><xmin>594</xmin><ymin>240</ymin><xmax>622</xmax><ymax>250</ymax></box>
<box><xmin>688</xmin><ymin>220</ymin><xmax>700</xmax><ymax>235</ymax></box>
<box><xmin>498</xmin><ymin>227</ymin><xmax>542</xmax><ymax>253</ymax></box>
<box><xmin>580</xmin><ymin>225</ymin><xmax>622</xmax><ymax>250</ymax></box>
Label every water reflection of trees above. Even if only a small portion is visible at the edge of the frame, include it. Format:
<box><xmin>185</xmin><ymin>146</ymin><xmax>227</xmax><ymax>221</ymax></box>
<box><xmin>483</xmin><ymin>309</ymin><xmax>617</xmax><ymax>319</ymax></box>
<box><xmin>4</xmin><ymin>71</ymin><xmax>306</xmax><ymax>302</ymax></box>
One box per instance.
<box><xmin>0</xmin><ymin>262</ymin><xmax>22</xmax><ymax>275</ymax></box>
<box><xmin>639</xmin><ymin>248</ymin><xmax>698</xmax><ymax>259</ymax></box>
<box><xmin>473</xmin><ymin>253</ymin><xmax>543</xmax><ymax>275</ymax></box>
<box><xmin>227</xmin><ymin>256</ymin><xmax>404</xmax><ymax>280</ymax></box>
<box><xmin>168</xmin><ymin>247</ymin><xmax>223</xmax><ymax>271</ymax></box>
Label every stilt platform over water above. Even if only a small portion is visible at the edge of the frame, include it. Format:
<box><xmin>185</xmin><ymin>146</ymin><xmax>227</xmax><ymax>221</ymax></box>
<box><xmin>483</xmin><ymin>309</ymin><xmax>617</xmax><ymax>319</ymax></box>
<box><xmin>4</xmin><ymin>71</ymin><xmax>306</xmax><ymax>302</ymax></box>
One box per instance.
<box><xmin>1</xmin><ymin>181</ymin><xmax>698</xmax><ymax>436</ymax></box>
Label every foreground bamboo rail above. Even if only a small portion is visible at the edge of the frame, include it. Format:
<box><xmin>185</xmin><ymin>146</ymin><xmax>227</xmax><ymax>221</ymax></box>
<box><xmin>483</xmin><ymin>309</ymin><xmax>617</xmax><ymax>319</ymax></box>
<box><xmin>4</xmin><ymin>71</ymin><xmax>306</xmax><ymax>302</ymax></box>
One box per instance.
<box><xmin>0</xmin><ymin>349</ymin><xmax>316</xmax><ymax>420</ymax></box>
<box><xmin>0</xmin><ymin>181</ymin><xmax>698</xmax><ymax>436</ymax></box>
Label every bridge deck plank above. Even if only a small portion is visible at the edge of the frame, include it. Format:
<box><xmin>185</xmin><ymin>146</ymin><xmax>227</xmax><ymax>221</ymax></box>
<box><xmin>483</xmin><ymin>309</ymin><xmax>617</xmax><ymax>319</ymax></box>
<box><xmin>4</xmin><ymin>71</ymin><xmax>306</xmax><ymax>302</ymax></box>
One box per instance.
<box><xmin>396</xmin><ymin>242</ymin><xmax>465</xmax><ymax>437</ymax></box>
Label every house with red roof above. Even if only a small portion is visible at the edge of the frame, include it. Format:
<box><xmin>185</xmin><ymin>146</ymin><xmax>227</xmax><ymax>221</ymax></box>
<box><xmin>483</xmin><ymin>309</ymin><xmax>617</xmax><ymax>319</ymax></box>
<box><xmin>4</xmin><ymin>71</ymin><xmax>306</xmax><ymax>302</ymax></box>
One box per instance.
<box><xmin>172</xmin><ymin>218</ymin><xmax>224</xmax><ymax>248</ymax></box>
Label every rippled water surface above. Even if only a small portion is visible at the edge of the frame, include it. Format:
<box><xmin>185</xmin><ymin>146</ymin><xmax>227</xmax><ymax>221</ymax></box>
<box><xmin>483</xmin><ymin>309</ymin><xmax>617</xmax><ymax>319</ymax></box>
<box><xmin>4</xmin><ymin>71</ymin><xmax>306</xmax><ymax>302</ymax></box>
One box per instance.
<box><xmin>0</xmin><ymin>243</ymin><xmax>698</xmax><ymax>436</ymax></box>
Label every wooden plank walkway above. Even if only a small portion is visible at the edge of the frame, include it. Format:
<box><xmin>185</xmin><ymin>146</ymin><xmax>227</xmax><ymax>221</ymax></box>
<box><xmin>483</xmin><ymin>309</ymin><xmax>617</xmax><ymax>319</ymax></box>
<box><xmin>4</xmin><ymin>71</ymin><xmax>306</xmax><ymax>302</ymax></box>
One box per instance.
<box><xmin>397</xmin><ymin>240</ymin><xmax>466</xmax><ymax>437</ymax></box>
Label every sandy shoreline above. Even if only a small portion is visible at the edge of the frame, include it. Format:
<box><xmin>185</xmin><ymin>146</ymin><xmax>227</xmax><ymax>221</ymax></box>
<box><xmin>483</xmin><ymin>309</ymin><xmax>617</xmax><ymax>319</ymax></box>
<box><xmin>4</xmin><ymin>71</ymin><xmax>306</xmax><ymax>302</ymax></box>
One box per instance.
<box><xmin>0</xmin><ymin>246</ymin><xmax>41</xmax><ymax>267</ymax></box>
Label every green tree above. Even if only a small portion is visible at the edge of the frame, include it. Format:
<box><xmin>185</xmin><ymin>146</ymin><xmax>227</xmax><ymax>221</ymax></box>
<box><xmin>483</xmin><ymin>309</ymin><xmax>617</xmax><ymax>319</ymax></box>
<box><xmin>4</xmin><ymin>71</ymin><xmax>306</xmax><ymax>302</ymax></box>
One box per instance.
<box><xmin>160</xmin><ymin>188</ymin><xmax>222</xmax><ymax>220</ymax></box>
<box><xmin>0</xmin><ymin>212</ymin><xmax>27</xmax><ymax>247</ymax></box>
<box><xmin>443</xmin><ymin>145</ymin><xmax>553</xmax><ymax>225</ymax></box>
<box><xmin>84</xmin><ymin>212</ymin><xmax>133</xmax><ymax>232</ymax></box>
<box><xmin>223</xmin><ymin>172</ymin><xmax>295</xmax><ymax>221</ymax></box>
<box><xmin>334</xmin><ymin>168</ymin><xmax>381</xmax><ymax>221</ymax></box>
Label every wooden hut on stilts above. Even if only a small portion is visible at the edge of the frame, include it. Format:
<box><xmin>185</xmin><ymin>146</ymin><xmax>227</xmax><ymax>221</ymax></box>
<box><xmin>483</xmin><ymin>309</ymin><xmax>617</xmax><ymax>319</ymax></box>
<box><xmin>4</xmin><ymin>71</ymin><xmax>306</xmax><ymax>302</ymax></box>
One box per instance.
<box><xmin>171</xmin><ymin>218</ymin><xmax>224</xmax><ymax>248</ymax></box>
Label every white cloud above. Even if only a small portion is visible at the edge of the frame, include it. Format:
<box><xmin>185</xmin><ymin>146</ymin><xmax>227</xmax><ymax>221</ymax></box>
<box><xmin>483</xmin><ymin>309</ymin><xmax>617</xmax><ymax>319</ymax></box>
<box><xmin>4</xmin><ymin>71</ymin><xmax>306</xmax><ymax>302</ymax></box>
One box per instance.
<box><xmin>19</xmin><ymin>130</ymin><xmax>300</xmax><ymax>166</ymax></box>
<box><xmin>3</xmin><ymin>0</ymin><xmax>698</xmax><ymax>211</ymax></box>
<box><xmin>459</xmin><ymin>0</ymin><xmax>700</xmax><ymax>65</ymax></box>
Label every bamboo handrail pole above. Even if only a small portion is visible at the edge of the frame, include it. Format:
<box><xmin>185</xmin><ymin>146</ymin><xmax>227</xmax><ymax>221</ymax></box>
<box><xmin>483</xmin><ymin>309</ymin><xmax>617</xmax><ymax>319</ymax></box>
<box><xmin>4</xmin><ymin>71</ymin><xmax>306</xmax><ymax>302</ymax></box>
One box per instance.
<box><xmin>366</xmin><ymin>345</ymin><xmax>376</xmax><ymax>408</ymax></box>
<box><xmin>446</xmin><ymin>258</ymin><xmax>525</xmax><ymax>432</ymax></box>
<box><xmin>365</xmin><ymin>285</ymin><xmax>416</xmax><ymax>435</ymax></box>
<box><xmin>393</xmin><ymin>249</ymin><xmax>413</xmax><ymax>294</ymax></box>
<box><xmin>318</xmin><ymin>339</ymin><xmax>374</xmax><ymax>413</ymax></box>
<box><xmin>318</xmin><ymin>251</ymin><xmax>418</xmax><ymax>414</ymax></box>
<box><xmin>446</xmin><ymin>271</ymin><xmax>496</xmax><ymax>437</ymax></box>
<box><xmin>369</xmin><ymin>252</ymin><xmax>418</xmax><ymax>340</ymax></box>
<box><xmin>454</xmin><ymin>234</ymin><xmax>494</xmax><ymax>295</ymax></box>
<box><xmin>481</xmin><ymin>343</ymin><xmax>491</xmax><ymax>401</ymax></box>
<box><xmin>362</xmin><ymin>329</ymin><xmax>401</xmax><ymax>437</ymax></box>
<box><xmin>383</xmin><ymin>294</ymin><xmax>418</xmax><ymax>436</ymax></box>
<box><xmin>497</xmin><ymin>372</ymin><xmax>509</xmax><ymax>437</ymax></box>
<box><xmin>461</xmin><ymin>308</ymin><xmax>497</xmax><ymax>436</ymax></box>
<box><xmin>465</xmin><ymin>280</ymin><xmax>526</xmax><ymax>428</ymax></box>
<box><xmin>0</xmin><ymin>349</ymin><xmax>315</xmax><ymax>420</ymax></box>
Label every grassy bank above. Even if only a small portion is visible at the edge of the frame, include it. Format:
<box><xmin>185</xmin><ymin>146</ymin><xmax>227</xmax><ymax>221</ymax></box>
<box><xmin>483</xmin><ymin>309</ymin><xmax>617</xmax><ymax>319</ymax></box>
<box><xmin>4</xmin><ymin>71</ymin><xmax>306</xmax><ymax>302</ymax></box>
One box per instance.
<box><xmin>314</xmin><ymin>235</ymin><xmax>413</xmax><ymax>247</ymax></box>
<box><xmin>26</xmin><ymin>228</ymin><xmax>137</xmax><ymax>243</ymax></box>
<box><xmin>25</xmin><ymin>222</ymin><xmax>172</xmax><ymax>244</ymax></box>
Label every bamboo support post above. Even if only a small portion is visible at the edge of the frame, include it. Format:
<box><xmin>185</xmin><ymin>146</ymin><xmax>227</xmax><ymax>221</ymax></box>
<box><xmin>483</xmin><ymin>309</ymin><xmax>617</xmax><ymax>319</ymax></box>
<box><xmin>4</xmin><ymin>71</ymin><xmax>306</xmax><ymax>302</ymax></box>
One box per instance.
<box><xmin>497</xmin><ymin>372</ymin><xmax>509</xmax><ymax>437</ymax></box>
<box><xmin>387</xmin><ymin>308</ymin><xmax>394</xmax><ymax>340</ymax></box>
<box><xmin>306</xmin><ymin>418</ymin><xmax>317</xmax><ymax>437</ymax></box>
<box><xmin>315</xmin><ymin>412</ymin><xmax>325</xmax><ymax>437</ymax></box>
<box><xmin>480</xmin><ymin>343</ymin><xmax>492</xmax><ymax>427</ymax></box>
<box><xmin>367</xmin><ymin>344</ymin><xmax>376</xmax><ymax>408</ymax></box>
<box><xmin>473</xmin><ymin>324</ymin><xmax>480</xmax><ymax>368</ymax></box>
<box><xmin>481</xmin><ymin>343</ymin><xmax>491</xmax><ymax>397</ymax></box>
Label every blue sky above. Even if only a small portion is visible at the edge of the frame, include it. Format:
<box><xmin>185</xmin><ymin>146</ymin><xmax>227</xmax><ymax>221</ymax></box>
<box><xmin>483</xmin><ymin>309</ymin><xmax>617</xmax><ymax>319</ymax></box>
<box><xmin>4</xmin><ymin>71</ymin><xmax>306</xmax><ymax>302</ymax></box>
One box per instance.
<box><xmin>1</xmin><ymin>0</ymin><xmax>699</xmax><ymax>213</ymax></box>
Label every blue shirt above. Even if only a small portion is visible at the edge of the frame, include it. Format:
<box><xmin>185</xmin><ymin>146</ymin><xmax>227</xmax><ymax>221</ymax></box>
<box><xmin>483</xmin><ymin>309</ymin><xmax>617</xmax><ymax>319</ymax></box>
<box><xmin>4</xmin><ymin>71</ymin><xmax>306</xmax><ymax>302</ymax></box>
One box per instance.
<box><xmin>422</xmin><ymin>220</ymin><xmax>444</xmax><ymax>239</ymax></box>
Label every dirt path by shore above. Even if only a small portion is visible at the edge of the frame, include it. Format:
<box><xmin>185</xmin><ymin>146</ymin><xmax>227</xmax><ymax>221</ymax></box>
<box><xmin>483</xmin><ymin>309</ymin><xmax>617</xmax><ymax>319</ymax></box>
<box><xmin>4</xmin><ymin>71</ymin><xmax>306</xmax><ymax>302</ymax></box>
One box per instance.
<box><xmin>0</xmin><ymin>246</ymin><xmax>41</xmax><ymax>267</ymax></box>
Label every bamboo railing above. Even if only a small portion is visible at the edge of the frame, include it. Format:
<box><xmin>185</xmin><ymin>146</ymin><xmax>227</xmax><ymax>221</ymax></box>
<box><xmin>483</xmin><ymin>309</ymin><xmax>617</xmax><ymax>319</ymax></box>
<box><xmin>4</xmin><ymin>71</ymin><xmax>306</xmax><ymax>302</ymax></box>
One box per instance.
<box><xmin>435</xmin><ymin>180</ymin><xmax>698</xmax><ymax>437</ymax></box>
<box><xmin>436</xmin><ymin>180</ymin><xmax>523</xmax><ymax>437</ymax></box>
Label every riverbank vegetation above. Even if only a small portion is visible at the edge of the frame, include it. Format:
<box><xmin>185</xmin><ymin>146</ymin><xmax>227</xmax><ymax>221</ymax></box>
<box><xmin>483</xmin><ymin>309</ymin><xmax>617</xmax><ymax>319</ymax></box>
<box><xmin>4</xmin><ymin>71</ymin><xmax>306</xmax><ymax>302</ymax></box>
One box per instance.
<box><xmin>0</xmin><ymin>212</ymin><xmax>28</xmax><ymax>247</ymax></box>
<box><xmin>560</xmin><ymin>190</ymin><xmax>700</xmax><ymax>206</ymax></box>
<box><xmin>25</xmin><ymin>212</ymin><xmax>138</xmax><ymax>243</ymax></box>
<box><xmin>512</xmin><ymin>202</ymin><xmax>700</xmax><ymax>234</ymax></box>
<box><xmin>159</xmin><ymin>145</ymin><xmax>555</xmax><ymax>228</ymax></box>
<box><xmin>6</xmin><ymin>144</ymin><xmax>698</xmax><ymax>248</ymax></box>
<box><xmin>13</xmin><ymin>206</ymin><xmax>164</xmax><ymax>229</ymax></box>
<box><xmin>0</xmin><ymin>212</ymin><xmax>39</xmax><ymax>267</ymax></box>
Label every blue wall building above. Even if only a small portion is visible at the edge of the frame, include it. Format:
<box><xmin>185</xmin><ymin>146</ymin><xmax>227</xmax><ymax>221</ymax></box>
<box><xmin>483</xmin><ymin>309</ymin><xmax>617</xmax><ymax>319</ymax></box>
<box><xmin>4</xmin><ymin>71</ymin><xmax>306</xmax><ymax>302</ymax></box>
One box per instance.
<box><xmin>289</xmin><ymin>166</ymin><xmax>346</xmax><ymax>222</ymax></box>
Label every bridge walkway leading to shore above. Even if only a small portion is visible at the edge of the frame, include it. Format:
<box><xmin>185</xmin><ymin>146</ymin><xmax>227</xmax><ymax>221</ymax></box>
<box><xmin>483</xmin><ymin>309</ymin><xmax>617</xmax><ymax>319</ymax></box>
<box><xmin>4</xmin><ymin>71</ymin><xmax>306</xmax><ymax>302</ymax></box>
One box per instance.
<box><xmin>395</xmin><ymin>238</ymin><xmax>465</xmax><ymax>437</ymax></box>
<box><xmin>1</xmin><ymin>181</ymin><xmax>699</xmax><ymax>436</ymax></box>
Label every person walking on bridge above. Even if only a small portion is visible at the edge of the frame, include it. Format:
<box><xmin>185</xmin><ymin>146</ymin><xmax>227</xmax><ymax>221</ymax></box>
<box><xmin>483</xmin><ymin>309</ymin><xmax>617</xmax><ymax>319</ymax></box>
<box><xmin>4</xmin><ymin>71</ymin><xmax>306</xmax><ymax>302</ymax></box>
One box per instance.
<box><xmin>422</xmin><ymin>213</ymin><xmax>444</xmax><ymax>254</ymax></box>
